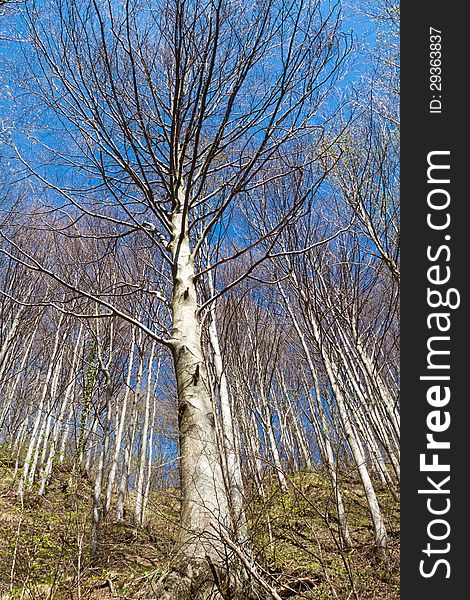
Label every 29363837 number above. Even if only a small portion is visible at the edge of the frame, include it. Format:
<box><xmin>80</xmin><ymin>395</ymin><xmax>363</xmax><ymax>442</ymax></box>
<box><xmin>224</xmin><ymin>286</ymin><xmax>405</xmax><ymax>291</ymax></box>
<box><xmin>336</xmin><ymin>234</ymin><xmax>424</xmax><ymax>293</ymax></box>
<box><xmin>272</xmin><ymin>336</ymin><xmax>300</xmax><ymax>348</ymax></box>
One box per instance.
<box><xmin>429</xmin><ymin>27</ymin><xmax>442</xmax><ymax>110</ymax></box>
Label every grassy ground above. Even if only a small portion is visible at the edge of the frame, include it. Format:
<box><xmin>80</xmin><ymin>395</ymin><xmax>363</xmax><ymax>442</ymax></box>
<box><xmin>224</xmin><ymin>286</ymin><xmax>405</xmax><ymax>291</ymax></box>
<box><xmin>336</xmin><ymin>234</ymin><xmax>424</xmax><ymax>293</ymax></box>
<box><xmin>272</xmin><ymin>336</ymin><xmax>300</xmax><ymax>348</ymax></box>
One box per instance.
<box><xmin>0</xmin><ymin>457</ymin><xmax>399</xmax><ymax>599</ymax></box>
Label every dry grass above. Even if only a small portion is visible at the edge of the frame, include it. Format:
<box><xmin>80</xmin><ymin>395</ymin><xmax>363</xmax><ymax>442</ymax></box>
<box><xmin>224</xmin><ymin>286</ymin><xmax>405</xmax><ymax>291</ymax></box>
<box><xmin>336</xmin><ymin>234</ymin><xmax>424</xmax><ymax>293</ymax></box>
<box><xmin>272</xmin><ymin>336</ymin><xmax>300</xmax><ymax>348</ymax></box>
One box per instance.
<box><xmin>0</xmin><ymin>458</ymin><xmax>399</xmax><ymax>599</ymax></box>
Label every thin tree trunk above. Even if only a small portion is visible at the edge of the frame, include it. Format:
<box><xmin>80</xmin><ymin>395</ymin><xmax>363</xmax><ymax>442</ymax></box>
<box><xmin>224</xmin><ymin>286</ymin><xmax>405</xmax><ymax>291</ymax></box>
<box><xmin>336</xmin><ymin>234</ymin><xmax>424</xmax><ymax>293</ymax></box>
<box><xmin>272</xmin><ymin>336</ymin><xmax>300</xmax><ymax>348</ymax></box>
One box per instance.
<box><xmin>104</xmin><ymin>328</ymin><xmax>136</xmax><ymax>516</ymax></box>
<box><xmin>90</xmin><ymin>420</ymin><xmax>105</xmax><ymax>558</ymax></box>
<box><xmin>84</xmin><ymin>414</ymin><xmax>99</xmax><ymax>474</ymax></box>
<box><xmin>278</xmin><ymin>283</ymin><xmax>353</xmax><ymax>547</ymax></box>
<box><xmin>116</xmin><ymin>359</ymin><xmax>141</xmax><ymax>521</ymax></box>
<box><xmin>207</xmin><ymin>279</ymin><xmax>247</xmax><ymax>539</ymax></box>
<box><xmin>37</xmin><ymin>346</ymin><xmax>67</xmax><ymax>494</ymax></box>
<box><xmin>0</xmin><ymin>304</ymin><xmax>27</xmax><ymax>382</ymax></box>
<box><xmin>135</xmin><ymin>341</ymin><xmax>157</xmax><ymax>525</ymax></box>
<box><xmin>142</xmin><ymin>391</ymin><xmax>157</xmax><ymax>524</ymax></box>
<box><xmin>246</xmin><ymin>321</ymin><xmax>287</xmax><ymax>492</ymax></box>
<box><xmin>0</xmin><ymin>327</ymin><xmax>36</xmax><ymax>432</ymax></box>
<box><xmin>325</xmin><ymin>353</ymin><xmax>388</xmax><ymax>558</ymax></box>
<box><xmin>17</xmin><ymin>316</ymin><xmax>65</xmax><ymax>499</ymax></box>
<box><xmin>91</xmin><ymin>365</ymin><xmax>113</xmax><ymax>558</ymax></box>
<box><xmin>58</xmin><ymin>403</ymin><xmax>74</xmax><ymax>464</ymax></box>
<box><xmin>12</xmin><ymin>416</ymin><xmax>30</xmax><ymax>481</ymax></box>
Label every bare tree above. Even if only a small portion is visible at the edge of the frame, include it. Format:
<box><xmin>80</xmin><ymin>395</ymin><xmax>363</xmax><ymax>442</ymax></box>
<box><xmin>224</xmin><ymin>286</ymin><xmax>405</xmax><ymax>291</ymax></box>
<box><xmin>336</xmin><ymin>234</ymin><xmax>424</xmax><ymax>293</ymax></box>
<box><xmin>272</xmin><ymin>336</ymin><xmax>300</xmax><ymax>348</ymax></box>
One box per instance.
<box><xmin>1</xmin><ymin>0</ymin><xmax>350</xmax><ymax>589</ymax></box>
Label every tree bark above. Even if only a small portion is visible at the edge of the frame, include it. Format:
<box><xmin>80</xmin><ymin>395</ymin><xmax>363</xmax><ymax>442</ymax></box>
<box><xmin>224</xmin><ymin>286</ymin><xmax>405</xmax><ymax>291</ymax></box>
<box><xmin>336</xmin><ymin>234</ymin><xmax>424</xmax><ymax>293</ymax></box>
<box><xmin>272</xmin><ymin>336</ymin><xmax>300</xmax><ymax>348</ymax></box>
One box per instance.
<box><xmin>105</xmin><ymin>328</ymin><xmax>136</xmax><ymax>516</ymax></box>
<box><xmin>135</xmin><ymin>341</ymin><xmax>157</xmax><ymax>525</ymax></box>
<box><xmin>207</xmin><ymin>280</ymin><xmax>247</xmax><ymax>540</ymax></box>
<box><xmin>169</xmin><ymin>203</ymin><xmax>230</xmax><ymax>564</ymax></box>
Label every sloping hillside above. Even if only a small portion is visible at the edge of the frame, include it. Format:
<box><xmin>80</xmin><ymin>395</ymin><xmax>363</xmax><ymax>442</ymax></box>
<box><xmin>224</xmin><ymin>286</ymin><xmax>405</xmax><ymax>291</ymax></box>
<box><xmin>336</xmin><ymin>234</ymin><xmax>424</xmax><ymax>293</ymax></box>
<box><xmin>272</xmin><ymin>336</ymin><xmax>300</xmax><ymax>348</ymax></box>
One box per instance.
<box><xmin>0</xmin><ymin>455</ymin><xmax>399</xmax><ymax>599</ymax></box>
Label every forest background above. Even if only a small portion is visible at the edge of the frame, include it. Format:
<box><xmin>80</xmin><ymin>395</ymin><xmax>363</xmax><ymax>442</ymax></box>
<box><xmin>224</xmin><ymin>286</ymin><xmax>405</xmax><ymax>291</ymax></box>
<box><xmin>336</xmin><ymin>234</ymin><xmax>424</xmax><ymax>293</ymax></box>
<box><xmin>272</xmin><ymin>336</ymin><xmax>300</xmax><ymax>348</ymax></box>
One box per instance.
<box><xmin>0</xmin><ymin>0</ymin><xmax>399</xmax><ymax>598</ymax></box>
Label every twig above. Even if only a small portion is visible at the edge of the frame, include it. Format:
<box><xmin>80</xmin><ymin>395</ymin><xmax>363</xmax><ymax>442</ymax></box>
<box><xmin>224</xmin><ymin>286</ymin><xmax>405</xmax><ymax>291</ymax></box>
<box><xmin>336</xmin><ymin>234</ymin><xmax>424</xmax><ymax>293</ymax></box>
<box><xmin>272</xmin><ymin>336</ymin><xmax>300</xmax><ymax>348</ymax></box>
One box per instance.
<box><xmin>210</xmin><ymin>521</ymin><xmax>283</xmax><ymax>600</ymax></box>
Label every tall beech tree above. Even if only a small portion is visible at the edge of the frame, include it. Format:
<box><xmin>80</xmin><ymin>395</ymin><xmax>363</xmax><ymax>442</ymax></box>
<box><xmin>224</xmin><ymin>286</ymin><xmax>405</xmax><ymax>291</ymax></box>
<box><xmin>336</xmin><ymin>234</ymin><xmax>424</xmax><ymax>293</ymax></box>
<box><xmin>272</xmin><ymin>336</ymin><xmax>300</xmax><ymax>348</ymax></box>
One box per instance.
<box><xmin>1</xmin><ymin>0</ymin><xmax>351</xmax><ymax>591</ymax></box>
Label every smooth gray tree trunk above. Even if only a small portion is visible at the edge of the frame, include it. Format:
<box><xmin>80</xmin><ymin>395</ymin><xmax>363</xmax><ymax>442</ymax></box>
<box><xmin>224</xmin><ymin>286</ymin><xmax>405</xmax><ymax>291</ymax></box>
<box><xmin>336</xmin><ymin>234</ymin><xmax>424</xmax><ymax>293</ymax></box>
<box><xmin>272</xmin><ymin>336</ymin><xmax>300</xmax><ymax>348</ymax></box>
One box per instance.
<box><xmin>169</xmin><ymin>199</ymin><xmax>230</xmax><ymax>564</ymax></box>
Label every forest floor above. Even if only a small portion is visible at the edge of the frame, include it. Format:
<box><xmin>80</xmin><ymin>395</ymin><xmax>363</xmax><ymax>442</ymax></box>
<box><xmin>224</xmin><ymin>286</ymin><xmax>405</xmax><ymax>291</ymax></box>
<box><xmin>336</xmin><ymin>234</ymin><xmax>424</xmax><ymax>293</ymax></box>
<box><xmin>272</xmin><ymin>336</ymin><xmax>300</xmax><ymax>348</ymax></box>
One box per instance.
<box><xmin>0</xmin><ymin>456</ymin><xmax>399</xmax><ymax>599</ymax></box>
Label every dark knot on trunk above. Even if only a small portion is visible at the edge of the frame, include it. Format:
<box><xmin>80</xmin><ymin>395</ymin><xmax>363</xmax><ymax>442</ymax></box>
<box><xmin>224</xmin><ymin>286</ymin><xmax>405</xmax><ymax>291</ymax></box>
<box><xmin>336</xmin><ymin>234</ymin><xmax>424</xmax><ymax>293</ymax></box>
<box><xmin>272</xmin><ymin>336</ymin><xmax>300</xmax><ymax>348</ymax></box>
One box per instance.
<box><xmin>192</xmin><ymin>364</ymin><xmax>200</xmax><ymax>386</ymax></box>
